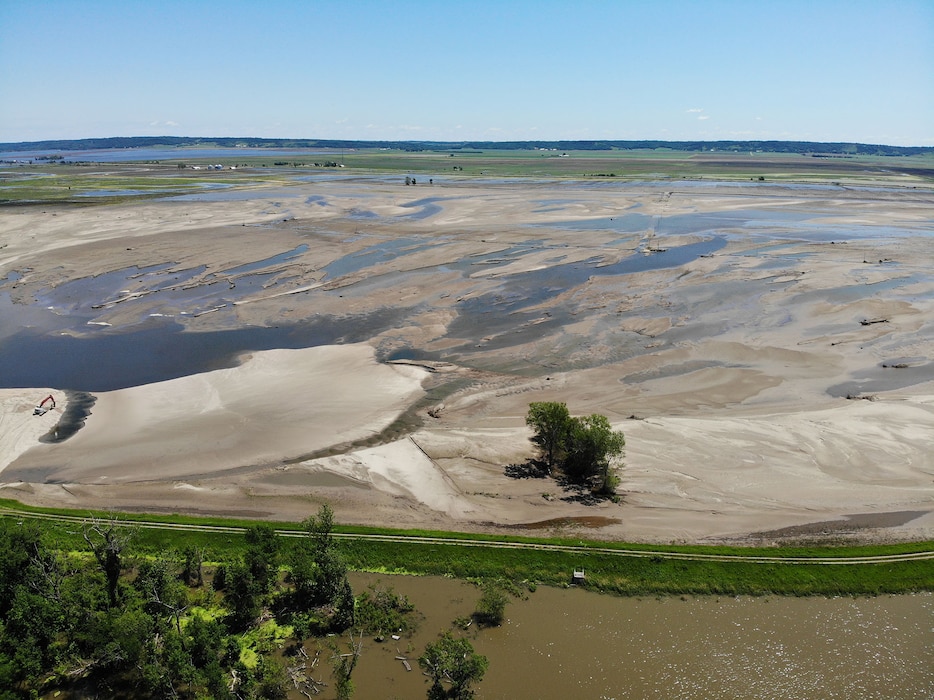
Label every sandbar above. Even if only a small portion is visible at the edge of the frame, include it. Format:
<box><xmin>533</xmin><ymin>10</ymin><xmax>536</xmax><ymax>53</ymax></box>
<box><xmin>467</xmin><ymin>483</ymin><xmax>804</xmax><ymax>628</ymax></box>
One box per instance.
<box><xmin>1</xmin><ymin>175</ymin><xmax>932</xmax><ymax>542</ymax></box>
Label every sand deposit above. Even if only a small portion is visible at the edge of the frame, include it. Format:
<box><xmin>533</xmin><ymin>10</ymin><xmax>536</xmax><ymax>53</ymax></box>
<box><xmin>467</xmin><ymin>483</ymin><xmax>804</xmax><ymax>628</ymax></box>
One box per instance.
<box><xmin>1</xmin><ymin>175</ymin><xmax>932</xmax><ymax>542</ymax></box>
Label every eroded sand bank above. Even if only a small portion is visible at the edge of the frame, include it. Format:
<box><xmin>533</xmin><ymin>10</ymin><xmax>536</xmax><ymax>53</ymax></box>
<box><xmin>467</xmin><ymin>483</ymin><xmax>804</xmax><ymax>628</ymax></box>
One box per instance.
<box><xmin>1</xmin><ymin>176</ymin><xmax>932</xmax><ymax>542</ymax></box>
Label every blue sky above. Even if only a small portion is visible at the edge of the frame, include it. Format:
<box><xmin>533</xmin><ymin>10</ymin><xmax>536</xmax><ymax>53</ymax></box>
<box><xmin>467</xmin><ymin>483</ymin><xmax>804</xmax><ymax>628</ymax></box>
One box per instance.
<box><xmin>1</xmin><ymin>0</ymin><xmax>932</xmax><ymax>145</ymax></box>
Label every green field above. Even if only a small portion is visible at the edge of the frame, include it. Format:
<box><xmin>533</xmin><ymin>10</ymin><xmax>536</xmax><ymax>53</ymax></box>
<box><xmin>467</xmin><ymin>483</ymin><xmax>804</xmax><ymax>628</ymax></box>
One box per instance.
<box><xmin>0</xmin><ymin>166</ymin><xmax>279</xmax><ymax>204</ymax></box>
<box><xmin>3</xmin><ymin>148</ymin><xmax>932</xmax><ymax>205</ymax></box>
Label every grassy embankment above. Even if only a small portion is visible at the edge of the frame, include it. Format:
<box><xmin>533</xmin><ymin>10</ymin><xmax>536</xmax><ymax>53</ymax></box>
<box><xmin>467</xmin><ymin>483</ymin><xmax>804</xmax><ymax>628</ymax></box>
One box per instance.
<box><xmin>3</xmin><ymin>499</ymin><xmax>931</xmax><ymax>598</ymax></box>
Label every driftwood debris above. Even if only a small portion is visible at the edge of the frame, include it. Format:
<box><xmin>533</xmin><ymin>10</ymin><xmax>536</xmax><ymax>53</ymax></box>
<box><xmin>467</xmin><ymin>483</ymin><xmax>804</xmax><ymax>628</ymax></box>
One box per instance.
<box><xmin>859</xmin><ymin>318</ymin><xmax>888</xmax><ymax>326</ymax></box>
<box><xmin>288</xmin><ymin>647</ymin><xmax>326</xmax><ymax>697</ymax></box>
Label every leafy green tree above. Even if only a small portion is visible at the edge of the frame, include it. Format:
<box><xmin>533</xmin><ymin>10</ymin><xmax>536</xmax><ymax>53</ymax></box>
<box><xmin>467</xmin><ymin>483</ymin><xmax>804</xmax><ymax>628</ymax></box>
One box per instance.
<box><xmin>525</xmin><ymin>401</ymin><xmax>571</xmax><ymax>473</ymax></box>
<box><xmin>244</xmin><ymin>524</ymin><xmax>280</xmax><ymax>594</ymax></box>
<box><xmin>135</xmin><ymin>556</ymin><xmax>188</xmax><ymax>638</ymax></box>
<box><xmin>236</xmin><ymin>656</ymin><xmax>289</xmax><ymax>700</ymax></box>
<box><xmin>0</xmin><ymin>521</ymin><xmax>42</xmax><ymax>617</ymax></box>
<box><xmin>202</xmin><ymin>658</ymin><xmax>236</xmax><ymax>700</ymax></box>
<box><xmin>353</xmin><ymin>585</ymin><xmax>415</xmax><ymax>635</ymax></box>
<box><xmin>83</xmin><ymin>517</ymin><xmax>133</xmax><ymax>608</ymax></box>
<box><xmin>305</xmin><ymin>503</ymin><xmax>336</xmax><ymax>555</ymax></box>
<box><xmin>224</xmin><ymin>561</ymin><xmax>260</xmax><ymax>631</ymax></box>
<box><xmin>187</xmin><ymin>614</ymin><xmax>226</xmax><ymax>669</ymax></box>
<box><xmin>94</xmin><ymin>607</ymin><xmax>154</xmax><ymax>670</ymax></box>
<box><xmin>3</xmin><ymin>586</ymin><xmax>64</xmax><ymax>686</ymax></box>
<box><xmin>212</xmin><ymin>562</ymin><xmax>228</xmax><ymax>591</ymax></box>
<box><xmin>182</xmin><ymin>545</ymin><xmax>205</xmax><ymax>587</ymax></box>
<box><xmin>316</xmin><ymin>547</ymin><xmax>351</xmax><ymax>609</ymax></box>
<box><xmin>331</xmin><ymin>577</ymin><xmax>356</xmax><ymax>631</ymax></box>
<box><xmin>0</xmin><ymin>528</ymin><xmax>73</xmax><ymax>691</ymax></box>
<box><xmin>160</xmin><ymin>627</ymin><xmax>197</xmax><ymax>692</ymax></box>
<box><xmin>564</xmin><ymin>413</ymin><xmax>625</xmax><ymax>492</ymax></box>
<box><xmin>59</xmin><ymin>560</ymin><xmax>109</xmax><ymax>659</ymax></box>
<box><xmin>419</xmin><ymin>632</ymin><xmax>488</xmax><ymax>699</ymax></box>
<box><xmin>525</xmin><ymin>403</ymin><xmax>625</xmax><ymax>493</ymax></box>
<box><xmin>290</xmin><ymin>504</ymin><xmax>353</xmax><ymax>622</ymax></box>
<box><xmin>0</xmin><ymin>648</ymin><xmax>18</xmax><ymax>700</ymax></box>
<box><xmin>473</xmin><ymin>580</ymin><xmax>509</xmax><ymax>627</ymax></box>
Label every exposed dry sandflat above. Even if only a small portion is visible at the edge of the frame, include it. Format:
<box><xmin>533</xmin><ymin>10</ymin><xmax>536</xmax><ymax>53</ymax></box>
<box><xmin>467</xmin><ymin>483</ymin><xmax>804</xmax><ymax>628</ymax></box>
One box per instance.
<box><xmin>1</xmin><ymin>175</ymin><xmax>932</xmax><ymax>542</ymax></box>
<box><xmin>3</xmin><ymin>345</ymin><xmax>425</xmax><ymax>483</ymax></box>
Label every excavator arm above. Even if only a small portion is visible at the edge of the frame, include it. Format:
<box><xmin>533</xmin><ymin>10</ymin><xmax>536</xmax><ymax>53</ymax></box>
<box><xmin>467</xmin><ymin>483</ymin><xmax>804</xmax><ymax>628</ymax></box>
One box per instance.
<box><xmin>34</xmin><ymin>394</ymin><xmax>56</xmax><ymax>416</ymax></box>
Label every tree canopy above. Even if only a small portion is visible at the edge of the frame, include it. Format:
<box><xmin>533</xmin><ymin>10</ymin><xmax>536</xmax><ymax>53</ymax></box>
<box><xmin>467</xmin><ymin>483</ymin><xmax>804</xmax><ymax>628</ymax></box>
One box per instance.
<box><xmin>525</xmin><ymin>401</ymin><xmax>571</xmax><ymax>473</ymax></box>
<box><xmin>525</xmin><ymin>402</ymin><xmax>625</xmax><ymax>494</ymax></box>
<box><xmin>419</xmin><ymin>632</ymin><xmax>488</xmax><ymax>699</ymax></box>
<box><xmin>3</xmin><ymin>136</ymin><xmax>930</xmax><ymax>158</ymax></box>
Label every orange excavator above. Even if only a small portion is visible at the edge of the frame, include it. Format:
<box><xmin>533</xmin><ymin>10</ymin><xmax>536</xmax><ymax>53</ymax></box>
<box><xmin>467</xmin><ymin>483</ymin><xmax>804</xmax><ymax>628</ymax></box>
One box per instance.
<box><xmin>33</xmin><ymin>394</ymin><xmax>56</xmax><ymax>416</ymax></box>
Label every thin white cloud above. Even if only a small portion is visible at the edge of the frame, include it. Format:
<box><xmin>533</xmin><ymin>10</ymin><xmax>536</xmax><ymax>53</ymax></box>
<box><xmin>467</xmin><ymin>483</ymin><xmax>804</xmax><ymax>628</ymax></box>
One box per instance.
<box><xmin>686</xmin><ymin>108</ymin><xmax>704</xmax><ymax>114</ymax></box>
<box><xmin>698</xmin><ymin>115</ymin><xmax>710</xmax><ymax>121</ymax></box>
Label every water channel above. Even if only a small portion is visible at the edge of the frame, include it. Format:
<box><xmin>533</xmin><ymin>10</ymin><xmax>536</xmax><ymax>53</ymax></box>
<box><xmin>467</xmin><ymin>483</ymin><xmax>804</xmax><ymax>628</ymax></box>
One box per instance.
<box><xmin>335</xmin><ymin>573</ymin><xmax>932</xmax><ymax>699</ymax></box>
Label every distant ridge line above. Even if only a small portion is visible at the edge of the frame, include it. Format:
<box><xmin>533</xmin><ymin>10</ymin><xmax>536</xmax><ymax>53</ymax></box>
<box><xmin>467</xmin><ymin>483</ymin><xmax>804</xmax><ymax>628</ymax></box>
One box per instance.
<box><xmin>1</xmin><ymin>136</ymin><xmax>931</xmax><ymax>157</ymax></box>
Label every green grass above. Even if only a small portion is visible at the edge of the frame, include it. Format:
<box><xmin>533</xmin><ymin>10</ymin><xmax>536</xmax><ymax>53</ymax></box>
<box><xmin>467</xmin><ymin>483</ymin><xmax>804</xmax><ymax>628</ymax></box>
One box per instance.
<box><xmin>0</xmin><ymin>165</ymin><xmax>279</xmax><ymax>204</ymax></box>
<box><xmin>2</xmin><ymin>150</ymin><xmax>931</xmax><ymax>206</ymax></box>
<box><xmin>3</xmin><ymin>500</ymin><xmax>932</xmax><ymax>597</ymax></box>
<box><xmin>257</xmin><ymin>148</ymin><xmax>934</xmax><ymax>182</ymax></box>
<box><xmin>6</xmin><ymin>498</ymin><xmax>930</xmax><ymax>559</ymax></box>
<box><xmin>338</xmin><ymin>539</ymin><xmax>933</xmax><ymax>597</ymax></box>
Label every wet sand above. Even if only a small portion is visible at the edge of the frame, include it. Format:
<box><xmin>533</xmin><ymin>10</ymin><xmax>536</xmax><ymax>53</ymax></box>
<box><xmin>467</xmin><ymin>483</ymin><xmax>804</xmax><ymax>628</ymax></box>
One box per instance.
<box><xmin>1</xmin><ymin>176</ymin><xmax>932</xmax><ymax>542</ymax></box>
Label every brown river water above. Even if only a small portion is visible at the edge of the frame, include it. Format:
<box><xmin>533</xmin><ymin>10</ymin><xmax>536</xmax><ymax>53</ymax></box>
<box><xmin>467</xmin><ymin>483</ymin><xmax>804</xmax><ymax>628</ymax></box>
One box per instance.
<box><xmin>302</xmin><ymin>573</ymin><xmax>934</xmax><ymax>700</ymax></box>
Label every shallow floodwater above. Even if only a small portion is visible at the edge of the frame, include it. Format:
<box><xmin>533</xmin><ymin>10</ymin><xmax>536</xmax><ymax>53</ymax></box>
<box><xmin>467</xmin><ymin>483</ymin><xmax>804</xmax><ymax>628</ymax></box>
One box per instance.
<box><xmin>0</xmin><ymin>307</ymin><xmax>409</xmax><ymax>391</ymax></box>
<box><xmin>0</xmin><ymin>233</ymin><xmax>722</xmax><ymax>390</ymax></box>
<box><xmin>338</xmin><ymin>574</ymin><xmax>932</xmax><ymax>700</ymax></box>
<box><xmin>1</xmin><ymin>180</ymin><xmax>931</xmax><ymax>393</ymax></box>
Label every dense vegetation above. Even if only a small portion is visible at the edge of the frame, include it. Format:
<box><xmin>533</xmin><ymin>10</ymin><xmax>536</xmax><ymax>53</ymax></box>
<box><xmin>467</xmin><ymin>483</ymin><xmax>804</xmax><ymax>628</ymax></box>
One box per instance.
<box><xmin>2</xmin><ymin>136</ymin><xmax>931</xmax><ymax>157</ymax></box>
<box><xmin>0</xmin><ymin>498</ymin><xmax>932</xmax><ymax>696</ymax></box>
<box><xmin>0</xmin><ymin>506</ymin><xmax>490</xmax><ymax>700</ymax></box>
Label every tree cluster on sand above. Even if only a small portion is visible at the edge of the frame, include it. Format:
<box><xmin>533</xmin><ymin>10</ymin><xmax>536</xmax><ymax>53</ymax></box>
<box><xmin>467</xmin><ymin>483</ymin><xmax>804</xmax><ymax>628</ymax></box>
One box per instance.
<box><xmin>525</xmin><ymin>401</ymin><xmax>625</xmax><ymax>496</ymax></box>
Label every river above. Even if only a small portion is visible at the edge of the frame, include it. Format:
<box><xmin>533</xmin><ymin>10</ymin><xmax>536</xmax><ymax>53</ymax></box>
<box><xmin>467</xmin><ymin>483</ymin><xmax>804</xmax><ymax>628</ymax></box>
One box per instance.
<box><xmin>332</xmin><ymin>573</ymin><xmax>932</xmax><ymax>700</ymax></box>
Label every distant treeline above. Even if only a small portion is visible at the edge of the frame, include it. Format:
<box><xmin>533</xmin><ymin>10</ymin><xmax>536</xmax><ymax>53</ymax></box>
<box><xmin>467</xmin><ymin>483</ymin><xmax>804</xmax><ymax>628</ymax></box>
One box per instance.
<box><xmin>1</xmin><ymin>135</ymin><xmax>931</xmax><ymax>157</ymax></box>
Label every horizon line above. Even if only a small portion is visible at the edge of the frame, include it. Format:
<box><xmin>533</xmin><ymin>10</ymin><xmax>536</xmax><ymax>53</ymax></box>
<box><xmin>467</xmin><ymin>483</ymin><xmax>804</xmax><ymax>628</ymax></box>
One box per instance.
<box><xmin>2</xmin><ymin>135</ymin><xmax>932</xmax><ymax>152</ymax></box>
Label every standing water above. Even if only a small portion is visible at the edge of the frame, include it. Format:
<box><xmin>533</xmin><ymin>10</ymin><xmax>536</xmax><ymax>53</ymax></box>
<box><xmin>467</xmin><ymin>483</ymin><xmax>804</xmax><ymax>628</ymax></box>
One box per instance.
<box><xmin>338</xmin><ymin>574</ymin><xmax>932</xmax><ymax>700</ymax></box>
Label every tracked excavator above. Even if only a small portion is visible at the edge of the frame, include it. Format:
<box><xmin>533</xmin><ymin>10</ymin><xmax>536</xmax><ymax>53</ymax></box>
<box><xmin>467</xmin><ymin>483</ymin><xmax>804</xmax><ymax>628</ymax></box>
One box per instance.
<box><xmin>33</xmin><ymin>394</ymin><xmax>56</xmax><ymax>416</ymax></box>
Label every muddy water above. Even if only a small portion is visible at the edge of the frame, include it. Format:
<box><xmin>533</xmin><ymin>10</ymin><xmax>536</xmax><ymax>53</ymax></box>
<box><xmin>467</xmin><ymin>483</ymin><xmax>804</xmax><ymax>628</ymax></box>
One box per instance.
<box><xmin>333</xmin><ymin>574</ymin><xmax>932</xmax><ymax>700</ymax></box>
